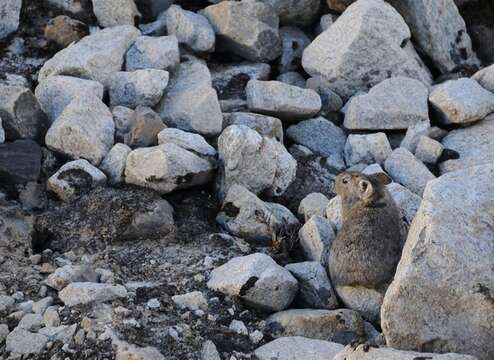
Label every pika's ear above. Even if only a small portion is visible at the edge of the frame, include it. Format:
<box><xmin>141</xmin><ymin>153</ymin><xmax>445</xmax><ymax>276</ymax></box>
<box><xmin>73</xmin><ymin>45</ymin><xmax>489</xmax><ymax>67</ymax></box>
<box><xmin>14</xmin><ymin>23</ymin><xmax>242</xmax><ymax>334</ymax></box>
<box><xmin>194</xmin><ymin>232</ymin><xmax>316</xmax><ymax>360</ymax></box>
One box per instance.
<box><xmin>358</xmin><ymin>179</ymin><xmax>374</xmax><ymax>199</ymax></box>
<box><xmin>373</xmin><ymin>173</ymin><xmax>392</xmax><ymax>186</ymax></box>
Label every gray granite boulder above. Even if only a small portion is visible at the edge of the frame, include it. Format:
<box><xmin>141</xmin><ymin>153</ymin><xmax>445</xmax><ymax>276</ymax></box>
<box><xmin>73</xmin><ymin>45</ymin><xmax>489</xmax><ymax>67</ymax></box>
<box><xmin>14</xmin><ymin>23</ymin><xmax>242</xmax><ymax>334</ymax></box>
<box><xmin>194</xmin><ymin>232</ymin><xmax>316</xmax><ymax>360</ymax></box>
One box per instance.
<box><xmin>0</xmin><ymin>0</ymin><xmax>21</xmax><ymax>39</ymax></box>
<box><xmin>125</xmin><ymin>35</ymin><xmax>179</xmax><ymax>71</ymax></box>
<box><xmin>344</xmin><ymin>133</ymin><xmax>392</xmax><ymax>166</ymax></box>
<box><xmin>254</xmin><ymin>337</ymin><xmax>344</xmax><ymax>360</ymax></box>
<box><xmin>414</xmin><ymin>136</ymin><xmax>444</xmax><ymax>164</ymax></box>
<box><xmin>298</xmin><ymin>215</ymin><xmax>335</xmax><ymax>267</ymax></box>
<box><xmin>298</xmin><ymin>193</ymin><xmax>330</xmax><ymax>222</ymax></box>
<box><xmin>225</xmin><ymin>112</ymin><xmax>283</xmax><ymax>142</ymax></box>
<box><xmin>99</xmin><ymin>143</ymin><xmax>132</xmax><ymax>184</ymax></box>
<box><xmin>92</xmin><ymin>0</ymin><xmax>141</xmax><ymax>28</ymax></box>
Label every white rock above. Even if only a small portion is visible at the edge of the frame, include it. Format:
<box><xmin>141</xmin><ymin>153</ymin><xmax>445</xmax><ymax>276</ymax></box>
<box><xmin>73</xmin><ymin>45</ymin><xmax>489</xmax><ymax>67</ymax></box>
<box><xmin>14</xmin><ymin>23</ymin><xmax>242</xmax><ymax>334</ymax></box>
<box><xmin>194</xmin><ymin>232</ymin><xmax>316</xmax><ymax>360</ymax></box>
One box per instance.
<box><xmin>92</xmin><ymin>0</ymin><xmax>141</xmax><ymax>28</ymax></box>
<box><xmin>255</xmin><ymin>336</ymin><xmax>344</xmax><ymax>360</ymax></box>
<box><xmin>217</xmin><ymin>125</ymin><xmax>296</xmax><ymax>198</ymax></box>
<box><xmin>386</xmin><ymin>182</ymin><xmax>421</xmax><ymax>225</ymax></box>
<box><xmin>166</xmin><ymin>5</ymin><xmax>215</xmax><ymax>52</ymax></box>
<box><xmin>17</xmin><ymin>313</ymin><xmax>44</xmax><ymax>331</ymax></box>
<box><xmin>5</xmin><ymin>328</ymin><xmax>49</xmax><ymax>355</ymax></box>
<box><xmin>35</xmin><ymin>75</ymin><xmax>104</xmax><ymax>123</ymax></box>
<box><xmin>384</xmin><ymin>148</ymin><xmax>435</xmax><ymax>195</ymax></box>
<box><xmin>325</xmin><ymin>196</ymin><xmax>342</xmax><ymax>231</ymax></box>
<box><xmin>201</xmin><ymin>340</ymin><xmax>221</xmax><ymax>360</ymax></box>
<box><xmin>216</xmin><ymin>184</ymin><xmax>299</xmax><ymax>245</ymax></box>
<box><xmin>344</xmin><ymin>77</ymin><xmax>430</xmax><ymax>130</ymax></box>
<box><xmin>172</xmin><ymin>291</ymin><xmax>208</xmax><ymax>311</ymax></box>
<box><xmin>207</xmin><ymin>253</ymin><xmax>298</xmax><ymax>312</ymax></box>
<box><xmin>0</xmin><ymin>0</ymin><xmax>21</xmax><ymax>39</ymax></box>
<box><xmin>440</xmin><ymin>115</ymin><xmax>494</xmax><ymax>174</ymax></box>
<box><xmin>157</xmin><ymin>128</ymin><xmax>216</xmax><ymax>158</ymax></box>
<box><xmin>109</xmin><ymin>69</ymin><xmax>169</xmax><ymax>108</ymax></box>
<box><xmin>125</xmin><ymin>144</ymin><xmax>215</xmax><ymax>194</ymax></box>
<box><xmin>298</xmin><ymin>215</ymin><xmax>336</xmax><ymax>267</ymax></box>
<box><xmin>157</xmin><ymin>60</ymin><xmax>223</xmax><ymax>136</ymax></box>
<box><xmin>113</xmin><ymin>106</ymin><xmax>136</xmax><ymax>141</ymax></box>
<box><xmin>344</xmin><ymin>133</ymin><xmax>392</xmax><ymax>166</ymax></box>
<box><xmin>302</xmin><ymin>0</ymin><xmax>432</xmax><ymax>100</ymax></box>
<box><xmin>38</xmin><ymin>25</ymin><xmax>141</xmax><ymax>88</ymax></box>
<box><xmin>472</xmin><ymin>63</ymin><xmax>494</xmax><ymax>93</ymax></box>
<box><xmin>226</xmin><ymin>112</ymin><xmax>284</xmax><ymax>142</ymax></box>
<box><xmin>229</xmin><ymin>320</ymin><xmax>248</xmax><ymax>336</ymax></box>
<box><xmin>45</xmin><ymin>95</ymin><xmax>115</xmax><ymax>165</ymax></box>
<box><xmin>246</xmin><ymin>80</ymin><xmax>321</xmax><ymax>122</ymax></box>
<box><xmin>32</xmin><ymin>297</ymin><xmax>53</xmax><ymax>314</ymax></box>
<box><xmin>414</xmin><ymin>136</ymin><xmax>444</xmax><ymax>164</ymax></box>
<box><xmin>429</xmin><ymin>78</ymin><xmax>494</xmax><ymax>125</ymax></box>
<box><xmin>298</xmin><ymin>193</ymin><xmax>330</xmax><ymax>222</ymax></box>
<box><xmin>249</xmin><ymin>330</ymin><xmax>264</xmax><ymax>344</ymax></box>
<box><xmin>43</xmin><ymin>306</ymin><xmax>61</xmax><ymax>327</ymax></box>
<box><xmin>47</xmin><ymin>159</ymin><xmax>107</xmax><ymax>202</ymax></box>
<box><xmin>125</xmin><ymin>35</ymin><xmax>179</xmax><ymax>71</ymax></box>
<box><xmin>58</xmin><ymin>282</ymin><xmax>127</xmax><ymax>306</ymax></box>
<box><xmin>99</xmin><ymin>143</ymin><xmax>132</xmax><ymax>184</ymax></box>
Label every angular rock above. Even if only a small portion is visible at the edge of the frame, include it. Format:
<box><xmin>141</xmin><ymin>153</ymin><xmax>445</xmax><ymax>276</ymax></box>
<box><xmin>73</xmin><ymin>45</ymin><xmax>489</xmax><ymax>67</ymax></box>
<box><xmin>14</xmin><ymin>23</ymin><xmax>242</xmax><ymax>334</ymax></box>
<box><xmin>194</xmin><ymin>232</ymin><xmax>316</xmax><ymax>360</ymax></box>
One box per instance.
<box><xmin>225</xmin><ymin>112</ymin><xmax>283</xmax><ymax>142</ymax></box>
<box><xmin>157</xmin><ymin>128</ymin><xmax>216</xmax><ymax>158</ymax></box>
<box><xmin>386</xmin><ymin>182</ymin><xmax>421</xmax><ymax>225</ymax></box>
<box><xmin>166</xmin><ymin>5</ymin><xmax>215</xmax><ymax>52</ymax></box>
<box><xmin>429</xmin><ymin>78</ymin><xmax>494</xmax><ymax>125</ymax></box>
<box><xmin>246</xmin><ymin>80</ymin><xmax>321</xmax><ymax>122</ymax></box>
<box><xmin>45</xmin><ymin>95</ymin><xmax>115</xmax><ymax>165</ymax></box>
<box><xmin>334</xmin><ymin>285</ymin><xmax>383</xmax><ymax>323</ymax></box>
<box><xmin>0</xmin><ymin>0</ymin><xmax>21</xmax><ymax>39</ymax></box>
<box><xmin>125</xmin><ymin>35</ymin><xmax>180</xmax><ymax>71</ymax></box>
<box><xmin>334</xmin><ymin>344</ymin><xmax>478</xmax><ymax>360</ymax></box>
<box><xmin>202</xmin><ymin>0</ymin><xmax>282</xmax><ymax>62</ymax></box>
<box><xmin>38</xmin><ymin>25</ymin><xmax>141</xmax><ymax>88</ymax></box>
<box><xmin>285</xmin><ymin>261</ymin><xmax>339</xmax><ymax>309</ymax></box>
<box><xmin>316</xmin><ymin>14</ymin><xmax>337</xmax><ymax>34</ymax></box>
<box><xmin>254</xmin><ymin>337</ymin><xmax>344</xmax><ymax>360</ymax></box>
<box><xmin>414</xmin><ymin>136</ymin><xmax>444</xmax><ymax>164</ymax></box>
<box><xmin>278</xmin><ymin>26</ymin><xmax>311</xmax><ymax>73</ymax></box>
<box><xmin>35</xmin><ymin>187</ymin><xmax>175</xmax><ymax>251</ymax></box>
<box><xmin>18</xmin><ymin>313</ymin><xmax>44</xmax><ymax>331</ymax></box>
<box><xmin>43</xmin><ymin>307</ymin><xmax>61</xmax><ymax>327</ymax></box>
<box><xmin>258</xmin><ymin>0</ymin><xmax>321</xmax><ymax>26</ymax></box>
<box><xmin>5</xmin><ymin>328</ymin><xmax>49</xmax><ymax>355</ymax></box>
<box><xmin>0</xmin><ymin>140</ymin><xmax>42</xmax><ymax>185</ymax></box>
<box><xmin>298</xmin><ymin>193</ymin><xmax>330</xmax><ymax>222</ymax></box>
<box><xmin>59</xmin><ymin>282</ymin><xmax>127</xmax><ymax>306</ymax></box>
<box><xmin>124</xmin><ymin>106</ymin><xmax>165</xmax><ymax>148</ymax></box>
<box><xmin>92</xmin><ymin>0</ymin><xmax>141</xmax><ymax>28</ymax></box>
<box><xmin>382</xmin><ymin>165</ymin><xmax>494</xmax><ymax>360</ymax></box>
<box><xmin>113</xmin><ymin>106</ymin><xmax>136</xmax><ymax>142</ymax></box>
<box><xmin>266</xmin><ymin>309</ymin><xmax>365</xmax><ymax>344</ymax></box>
<box><xmin>45</xmin><ymin>264</ymin><xmax>99</xmax><ymax>291</ymax></box>
<box><xmin>207</xmin><ymin>253</ymin><xmax>298</xmax><ymax>312</ymax></box>
<box><xmin>344</xmin><ymin>133</ymin><xmax>392</xmax><ymax>166</ymax></box>
<box><xmin>302</xmin><ymin>0</ymin><xmax>432</xmax><ymax>100</ymax></box>
<box><xmin>387</xmin><ymin>0</ymin><xmax>479</xmax><ymax>74</ymax></box>
<box><xmin>384</xmin><ymin>148</ymin><xmax>435</xmax><ymax>195</ymax></box>
<box><xmin>286</xmin><ymin>117</ymin><xmax>346</xmax><ymax>168</ymax></box>
<box><xmin>306</xmin><ymin>76</ymin><xmax>344</xmax><ymax>117</ymax></box>
<box><xmin>35</xmin><ymin>75</ymin><xmax>104</xmax><ymax>123</ymax></box>
<box><xmin>440</xmin><ymin>115</ymin><xmax>494</xmax><ymax>174</ymax></box>
<box><xmin>201</xmin><ymin>341</ymin><xmax>221</xmax><ymax>360</ymax></box>
<box><xmin>44</xmin><ymin>15</ymin><xmax>89</xmax><ymax>48</ymax></box>
<box><xmin>157</xmin><ymin>60</ymin><xmax>223</xmax><ymax>137</ymax></box>
<box><xmin>298</xmin><ymin>215</ymin><xmax>335</xmax><ymax>267</ymax></box>
<box><xmin>110</xmin><ymin>69</ymin><xmax>169</xmax><ymax>108</ymax></box>
<box><xmin>472</xmin><ymin>64</ymin><xmax>494</xmax><ymax>93</ymax></box>
<box><xmin>172</xmin><ymin>291</ymin><xmax>208</xmax><ymax>311</ymax></box>
<box><xmin>217</xmin><ymin>125</ymin><xmax>297</xmax><ymax>198</ymax></box>
<box><xmin>217</xmin><ymin>184</ymin><xmax>299</xmax><ymax>244</ymax></box>
<box><xmin>99</xmin><ymin>143</ymin><xmax>132</xmax><ymax>184</ymax></box>
<box><xmin>325</xmin><ymin>196</ymin><xmax>342</xmax><ymax>231</ymax></box>
<box><xmin>39</xmin><ymin>324</ymin><xmax>77</xmax><ymax>343</ymax></box>
<box><xmin>47</xmin><ymin>159</ymin><xmax>107</xmax><ymax>202</ymax></box>
<box><xmin>344</xmin><ymin>77</ymin><xmax>429</xmax><ymax>130</ymax></box>
<box><xmin>125</xmin><ymin>144</ymin><xmax>215</xmax><ymax>194</ymax></box>
<box><xmin>0</xmin><ymin>85</ymin><xmax>48</xmax><ymax>141</ymax></box>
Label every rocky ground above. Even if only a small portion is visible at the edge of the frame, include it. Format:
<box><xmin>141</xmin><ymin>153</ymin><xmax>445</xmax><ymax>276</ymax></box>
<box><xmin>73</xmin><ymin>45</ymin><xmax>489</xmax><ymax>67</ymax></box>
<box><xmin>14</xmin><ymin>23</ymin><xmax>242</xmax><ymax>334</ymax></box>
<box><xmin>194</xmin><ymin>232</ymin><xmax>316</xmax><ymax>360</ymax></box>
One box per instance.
<box><xmin>0</xmin><ymin>0</ymin><xmax>493</xmax><ymax>359</ymax></box>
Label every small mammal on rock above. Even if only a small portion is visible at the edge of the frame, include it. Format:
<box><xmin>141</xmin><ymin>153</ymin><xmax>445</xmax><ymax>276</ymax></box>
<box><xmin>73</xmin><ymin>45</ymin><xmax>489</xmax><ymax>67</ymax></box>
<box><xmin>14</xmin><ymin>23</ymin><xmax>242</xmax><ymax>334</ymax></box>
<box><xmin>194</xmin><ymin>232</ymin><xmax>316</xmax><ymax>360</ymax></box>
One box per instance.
<box><xmin>328</xmin><ymin>171</ymin><xmax>402</xmax><ymax>292</ymax></box>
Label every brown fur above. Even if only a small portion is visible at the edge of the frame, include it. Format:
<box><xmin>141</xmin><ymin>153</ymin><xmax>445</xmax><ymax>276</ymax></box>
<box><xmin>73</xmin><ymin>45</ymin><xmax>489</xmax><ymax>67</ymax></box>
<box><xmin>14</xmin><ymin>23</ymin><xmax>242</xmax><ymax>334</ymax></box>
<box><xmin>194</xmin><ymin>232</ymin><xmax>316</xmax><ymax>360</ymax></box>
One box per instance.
<box><xmin>328</xmin><ymin>171</ymin><xmax>402</xmax><ymax>291</ymax></box>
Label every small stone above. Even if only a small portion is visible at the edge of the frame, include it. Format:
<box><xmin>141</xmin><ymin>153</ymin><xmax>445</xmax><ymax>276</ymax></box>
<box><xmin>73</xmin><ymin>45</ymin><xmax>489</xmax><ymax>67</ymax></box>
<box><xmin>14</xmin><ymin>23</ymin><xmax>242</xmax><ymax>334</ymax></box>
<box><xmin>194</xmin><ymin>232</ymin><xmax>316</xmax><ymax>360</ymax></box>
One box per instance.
<box><xmin>344</xmin><ymin>133</ymin><xmax>392</xmax><ymax>166</ymax></box>
<box><xmin>44</xmin><ymin>15</ymin><xmax>89</xmax><ymax>48</ymax></box>
<box><xmin>47</xmin><ymin>159</ymin><xmax>107</xmax><ymax>202</ymax></box>
<box><xmin>125</xmin><ymin>35</ymin><xmax>179</xmax><ymax>71</ymax></box>
<box><xmin>124</xmin><ymin>106</ymin><xmax>165</xmax><ymax>148</ymax></box>
<box><xmin>18</xmin><ymin>313</ymin><xmax>44</xmax><ymax>331</ymax></box>
<box><xmin>414</xmin><ymin>136</ymin><xmax>444</xmax><ymax>164</ymax></box>
<box><xmin>225</xmin><ymin>112</ymin><xmax>283</xmax><ymax>142</ymax></box>
<box><xmin>298</xmin><ymin>193</ymin><xmax>330</xmax><ymax>222</ymax></box>
<box><xmin>429</xmin><ymin>78</ymin><xmax>494</xmax><ymax>125</ymax></box>
<box><xmin>400</xmin><ymin>120</ymin><xmax>432</xmax><ymax>153</ymax></box>
<box><xmin>278</xmin><ymin>26</ymin><xmax>310</xmax><ymax>73</ymax></box>
<box><xmin>298</xmin><ymin>215</ymin><xmax>336</xmax><ymax>267</ymax></box>
<box><xmin>249</xmin><ymin>330</ymin><xmax>263</xmax><ymax>344</ymax></box>
<box><xmin>5</xmin><ymin>328</ymin><xmax>49</xmax><ymax>355</ymax></box>
<box><xmin>201</xmin><ymin>340</ymin><xmax>221</xmax><ymax>360</ymax></box>
<box><xmin>229</xmin><ymin>320</ymin><xmax>248</xmax><ymax>336</ymax></box>
<box><xmin>30</xmin><ymin>254</ymin><xmax>42</xmax><ymax>265</ymax></box>
<box><xmin>58</xmin><ymin>282</ymin><xmax>127</xmax><ymax>306</ymax></box>
<box><xmin>254</xmin><ymin>336</ymin><xmax>344</xmax><ymax>360</ymax></box>
<box><xmin>316</xmin><ymin>14</ymin><xmax>337</xmax><ymax>34</ymax></box>
<box><xmin>172</xmin><ymin>291</ymin><xmax>208</xmax><ymax>311</ymax></box>
<box><xmin>246</xmin><ymin>80</ymin><xmax>321</xmax><ymax>122</ymax></box>
<box><xmin>472</xmin><ymin>63</ymin><xmax>494</xmax><ymax>93</ymax></box>
<box><xmin>43</xmin><ymin>306</ymin><xmax>61</xmax><ymax>327</ymax></box>
<box><xmin>32</xmin><ymin>297</ymin><xmax>53</xmax><ymax>314</ymax></box>
<box><xmin>166</xmin><ymin>5</ymin><xmax>215</xmax><ymax>52</ymax></box>
<box><xmin>0</xmin><ymin>0</ymin><xmax>22</xmax><ymax>39</ymax></box>
<box><xmin>157</xmin><ymin>128</ymin><xmax>216</xmax><ymax>158</ymax></box>
<box><xmin>110</xmin><ymin>69</ymin><xmax>169</xmax><ymax>109</ymax></box>
<box><xmin>384</xmin><ymin>148</ymin><xmax>436</xmax><ymax>195</ymax></box>
<box><xmin>146</xmin><ymin>298</ymin><xmax>161</xmax><ymax>309</ymax></box>
<box><xmin>99</xmin><ymin>143</ymin><xmax>132</xmax><ymax>184</ymax></box>
<box><xmin>207</xmin><ymin>253</ymin><xmax>298</xmax><ymax>312</ymax></box>
<box><xmin>92</xmin><ymin>0</ymin><xmax>141</xmax><ymax>28</ymax></box>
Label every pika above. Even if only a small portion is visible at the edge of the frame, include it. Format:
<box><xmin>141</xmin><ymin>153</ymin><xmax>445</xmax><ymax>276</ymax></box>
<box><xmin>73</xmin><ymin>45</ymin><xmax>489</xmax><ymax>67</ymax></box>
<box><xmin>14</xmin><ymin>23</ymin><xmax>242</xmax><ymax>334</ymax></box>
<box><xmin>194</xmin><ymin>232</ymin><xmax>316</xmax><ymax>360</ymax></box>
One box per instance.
<box><xmin>328</xmin><ymin>171</ymin><xmax>402</xmax><ymax>292</ymax></box>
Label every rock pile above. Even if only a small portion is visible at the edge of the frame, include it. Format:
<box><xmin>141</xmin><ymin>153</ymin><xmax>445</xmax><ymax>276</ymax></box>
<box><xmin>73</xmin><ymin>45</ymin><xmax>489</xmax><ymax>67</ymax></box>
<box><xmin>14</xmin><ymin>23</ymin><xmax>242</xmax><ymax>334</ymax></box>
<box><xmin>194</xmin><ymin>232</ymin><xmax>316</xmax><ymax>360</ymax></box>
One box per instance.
<box><xmin>0</xmin><ymin>0</ymin><xmax>493</xmax><ymax>358</ymax></box>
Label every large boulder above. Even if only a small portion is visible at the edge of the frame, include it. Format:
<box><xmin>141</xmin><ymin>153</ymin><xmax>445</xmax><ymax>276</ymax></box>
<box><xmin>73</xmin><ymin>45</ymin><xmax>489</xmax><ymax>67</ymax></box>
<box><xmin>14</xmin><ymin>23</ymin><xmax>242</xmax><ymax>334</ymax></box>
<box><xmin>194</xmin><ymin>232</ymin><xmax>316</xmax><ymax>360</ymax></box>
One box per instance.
<box><xmin>216</xmin><ymin>184</ymin><xmax>299</xmax><ymax>245</ymax></box>
<box><xmin>0</xmin><ymin>140</ymin><xmax>42</xmax><ymax>185</ymax></box>
<box><xmin>217</xmin><ymin>125</ymin><xmax>297</xmax><ymax>199</ymax></box>
<box><xmin>207</xmin><ymin>253</ymin><xmax>298</xmax><ymax>312</ymax></box>
<box><xmin>0</xmin><ymin>85</ymin><xmax>48</xmax><ymax>141</ymax></box>
<box><xmin>0</xmin><ymin>0</ymin><xmax>21</xmax><ymax>39</ymax></box>
<box><xmin>38</xmin><ymin>25</ymin><xmax>141</xmax><ymax>88</ymax></box>
<box><xmin>439</xmin><ymin>115</ymin><xmax>494</xmax><ymax>174</ymax></box>
<box><xmin>202</xmin><ymin>0</ymin><xmax>282</xmax><ymax>62</ymax></box>
<box><xmin>302</xmin><ymin>0</ymin><xmax>432</xmax><ymax>100</ymax></box>
<box><xmin>254</xmin><ymin>337</ymin><xmax>344</xmax><ymax>360</ymax></box>
<box><xmin>387</xmin><ymin>0</ymin><xmax>479</xmax><ymax>74</ymax></box>
<box><xmin>157</xmin><ymin>60</ymin><xmax>223</xmax><ymax>137</ymax></box>
<box><xmin>125</xmin><ymin>144</ymin><xmax>215</xmax><ymax>194</ymax></box>
<box><xmin>381</xmin><ymin>165</ymin><xmax>494</xmax><ymax>360</ymax></box>
<box><xmin>45</xmin><ymin>95</ymin><xmax>115</xmax><ymax>165</ymax></box>
<box><xmin>343</xmin><ymin>77</ymin><xmax>429</xmax><ymax>130</ymax></box>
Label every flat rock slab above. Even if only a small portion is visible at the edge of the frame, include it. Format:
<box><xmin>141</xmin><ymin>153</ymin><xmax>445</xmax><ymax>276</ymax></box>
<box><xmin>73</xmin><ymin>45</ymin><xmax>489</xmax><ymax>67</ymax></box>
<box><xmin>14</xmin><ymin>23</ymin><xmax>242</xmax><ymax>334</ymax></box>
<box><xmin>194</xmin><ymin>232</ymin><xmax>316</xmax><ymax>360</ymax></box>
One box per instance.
<box><xmin>254</xmin><ymin>336</ymin><xmax>344</xmax><ymax>360</ymax></box>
